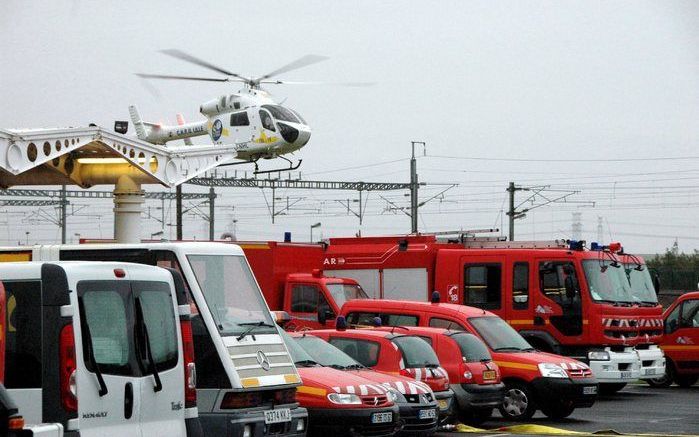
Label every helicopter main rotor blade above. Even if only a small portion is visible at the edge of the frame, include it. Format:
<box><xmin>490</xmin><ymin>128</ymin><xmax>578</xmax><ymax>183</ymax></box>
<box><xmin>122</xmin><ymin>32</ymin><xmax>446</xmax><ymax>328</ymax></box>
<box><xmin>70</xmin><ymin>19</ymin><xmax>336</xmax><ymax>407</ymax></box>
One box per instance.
<box><xmin>260</xmin><ymin>79</ymin><xmax>376</xmax><ymax>87</ymax></box>
<box><xmin>159</xmin><ymin>49</ymin><xmax>251</xmax><ymax>82</ymax></box>
<box><xmin>254</xmin><ymin>54</ymin><xmax>329</xmax><ymax>82</ymax></box>
<box><xmin>136</xmin><ymin>73</ymin><xmax>240</xmax><ymax>82</ymax></box>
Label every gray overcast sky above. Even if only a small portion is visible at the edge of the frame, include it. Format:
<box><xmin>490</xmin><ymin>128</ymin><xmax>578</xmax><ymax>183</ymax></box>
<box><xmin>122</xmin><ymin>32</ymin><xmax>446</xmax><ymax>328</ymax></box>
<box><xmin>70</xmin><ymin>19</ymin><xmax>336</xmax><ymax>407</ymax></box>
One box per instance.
<box><xmin>1</xmin><ymin>0</ymin><xmax>698</xmax><ymax>253</ymax></box>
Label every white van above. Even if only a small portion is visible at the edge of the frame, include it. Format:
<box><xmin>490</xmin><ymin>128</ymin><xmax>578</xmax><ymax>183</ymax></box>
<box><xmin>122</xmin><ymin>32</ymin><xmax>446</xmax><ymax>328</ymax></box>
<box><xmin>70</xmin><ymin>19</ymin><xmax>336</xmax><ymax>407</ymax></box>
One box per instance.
<box><xmin>1</xmin><ymin>261</ymin><xmax>202</xmax><ymax>437</ymax></box>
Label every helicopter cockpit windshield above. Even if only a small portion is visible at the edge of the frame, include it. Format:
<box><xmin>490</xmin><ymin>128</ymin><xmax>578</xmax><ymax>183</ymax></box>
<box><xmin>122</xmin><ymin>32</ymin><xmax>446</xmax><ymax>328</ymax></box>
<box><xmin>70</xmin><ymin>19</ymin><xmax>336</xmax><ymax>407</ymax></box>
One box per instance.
<box><xmin>262</xmin><ymin>105</ymin><xmax>303</xmax><ymax>124</ymax></box>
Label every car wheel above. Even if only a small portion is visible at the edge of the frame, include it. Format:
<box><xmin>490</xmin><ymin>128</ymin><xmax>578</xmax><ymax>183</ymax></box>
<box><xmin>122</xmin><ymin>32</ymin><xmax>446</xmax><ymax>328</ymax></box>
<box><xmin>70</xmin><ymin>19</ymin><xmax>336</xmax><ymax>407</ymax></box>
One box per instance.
<box><xmin>498</xmin><ymin>381</ymin><xmax>537</xmax><ymax>421</ymax></box>
<box><xmin>458</xmin><ymin>407</ymin><xmax>492</xmax><ymax>426</ymax></box>
<box><xmin>674</xmin><ymin>375</ymin><xmax>698</xmax><ymax>388</ymax></box>
<box><xmin>541</xmin><ymin>401</ymin><xmax>575</xmax><ymax>420</ymax></box>
<box><xmin>646</xmin><ymin>366</ymin><xmax>673</xmax><ymax>388</ymax></box>
<box><xmin>598</xmin><ymin>383</ymin><xmax>626</xmax><ymax>394</ymax></box>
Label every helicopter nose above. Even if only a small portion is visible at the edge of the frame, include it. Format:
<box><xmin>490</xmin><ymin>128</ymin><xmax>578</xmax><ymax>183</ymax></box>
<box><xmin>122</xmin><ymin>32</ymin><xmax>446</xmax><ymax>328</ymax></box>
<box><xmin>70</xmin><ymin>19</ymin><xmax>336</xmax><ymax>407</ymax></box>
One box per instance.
<box><xmin>296</xmin><ymin>128</ymin><xmax>311</xmax><ymax>147</ymax></box>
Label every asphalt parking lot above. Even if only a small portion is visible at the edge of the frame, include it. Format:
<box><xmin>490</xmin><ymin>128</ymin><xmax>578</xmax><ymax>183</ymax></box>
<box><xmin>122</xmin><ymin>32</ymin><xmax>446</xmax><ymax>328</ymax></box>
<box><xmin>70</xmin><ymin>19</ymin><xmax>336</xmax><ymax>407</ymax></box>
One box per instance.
<box><xmin>438</xmin><ymin>383</ymin><xmax>699</xmax><ymax>436</ymax></box>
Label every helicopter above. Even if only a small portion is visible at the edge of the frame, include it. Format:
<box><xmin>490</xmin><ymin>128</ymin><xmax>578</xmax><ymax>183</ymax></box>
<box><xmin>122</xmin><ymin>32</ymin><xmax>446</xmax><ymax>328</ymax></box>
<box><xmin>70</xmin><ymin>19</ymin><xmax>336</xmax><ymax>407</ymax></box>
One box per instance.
<box><xmin>133</xmin><ymin>50</ymin><xmax>334</xmax><ymax>174</ymax></box>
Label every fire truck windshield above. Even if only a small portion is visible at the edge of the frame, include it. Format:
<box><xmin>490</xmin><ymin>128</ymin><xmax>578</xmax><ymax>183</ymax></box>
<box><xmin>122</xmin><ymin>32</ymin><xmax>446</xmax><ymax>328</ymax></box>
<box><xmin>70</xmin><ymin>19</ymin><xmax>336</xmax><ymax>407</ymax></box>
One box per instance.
<box><xmin>582</xmin><ymin>260</ymin><xmax>635</xmax><ymax>304</ymax></box>
<box><xmin>625</xmin><ymin>264</ymin><xmax>658</xmax><ymax>304</ymax></box>
<box><xmin>326</xmin><ymin>283</ymin><xmax>369</xmax><ymax>308</ymax></box>
<box><xmin>468</xmin><ymin>316</ymin><xmax>533</xmax><ymax>352</ymax></box>
<box><xmin>294</xmin><ymin>334</ymin><xmax>361</xmax><ymax>369</ymax></box>
<box><xmin>187</xmin><ymin>254</ymin><xmax>276</xmax><ymax>336</ymax></box>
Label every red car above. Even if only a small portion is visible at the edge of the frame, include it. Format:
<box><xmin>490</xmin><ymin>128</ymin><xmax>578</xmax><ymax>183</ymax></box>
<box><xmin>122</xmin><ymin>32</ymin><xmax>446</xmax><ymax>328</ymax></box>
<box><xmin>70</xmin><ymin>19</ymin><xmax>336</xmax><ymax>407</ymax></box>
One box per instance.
<box><xmin>375</xmin><ymin>326</ymin><xmax>504</xmax><ymax>425</ymax></box>
<box><xmin>648</xmin><ymin>291</ymin><xmax>699</xmax><ymax>388</ymax></box>
<box><xmin>279</xmin><ymin>329</ymin><xmax>400</xmax><ymax>436</ymax></box>
<box><xmin>341</xmin><ymin>299</ymin><xmax>598</xmax><ymax>420</ymax></box>
<box><xmin>308</xmin><ymin>328</ymin><xmax>455</xmax><ymax>425</ymax></box>
<box><xmin>289</xmin><ymin>332</ymin><xmax>440</xmax><ymax>435</ymax></box>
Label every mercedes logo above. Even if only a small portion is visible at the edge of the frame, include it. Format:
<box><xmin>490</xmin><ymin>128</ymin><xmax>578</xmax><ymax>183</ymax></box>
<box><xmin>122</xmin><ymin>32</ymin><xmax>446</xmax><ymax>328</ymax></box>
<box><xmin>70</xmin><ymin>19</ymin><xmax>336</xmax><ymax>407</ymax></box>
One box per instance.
<box><xmin>256</xmin><ymin>350</ymin><xmax>271</xmax><ymax>371</ymax></box>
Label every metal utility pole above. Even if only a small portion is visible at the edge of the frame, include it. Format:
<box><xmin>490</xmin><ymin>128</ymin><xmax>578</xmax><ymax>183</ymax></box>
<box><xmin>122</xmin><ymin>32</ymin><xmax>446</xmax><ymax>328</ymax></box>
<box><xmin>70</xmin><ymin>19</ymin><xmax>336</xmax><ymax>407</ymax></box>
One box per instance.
<box><xmin>507</xmin><ymin>182</ymin><xmax>526</xmax><ymax>241</ymax></box>
<box><xmin>208</xmin><ymin>186</ymin><xmax>215</xmax><ymax>241</ymax></box>
<box><xmin>176</xmin><ymin>185</ymin><xmax>183</xmax><ymax>240</ymax></box>
<box><xmin>410</xmin><ymin>141</ymin><xmax>426</xmax><ymax>234</ymax></box>
<box><xmin>60</xmin><ymin>185</ymin><xmax>67</xmax><ymax>243</ymax></box>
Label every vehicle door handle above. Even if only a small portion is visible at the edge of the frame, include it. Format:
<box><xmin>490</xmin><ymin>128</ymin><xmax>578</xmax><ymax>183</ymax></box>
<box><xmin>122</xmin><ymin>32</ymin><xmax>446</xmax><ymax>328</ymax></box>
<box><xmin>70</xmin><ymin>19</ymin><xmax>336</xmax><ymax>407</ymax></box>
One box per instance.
<box><xmin>124</xmin><ymin>382</ymin><xmax>134</xmax><ymax>419</ymax></box>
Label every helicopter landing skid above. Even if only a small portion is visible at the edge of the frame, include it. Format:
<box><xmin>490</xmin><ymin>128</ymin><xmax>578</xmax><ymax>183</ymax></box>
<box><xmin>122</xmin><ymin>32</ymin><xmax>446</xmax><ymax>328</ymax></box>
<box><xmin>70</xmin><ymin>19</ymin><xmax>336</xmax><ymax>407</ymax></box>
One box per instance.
<box><xmin>253</xmin><ymin>156</ymin><xmax>302</xmax><ymax>175</ymax></box>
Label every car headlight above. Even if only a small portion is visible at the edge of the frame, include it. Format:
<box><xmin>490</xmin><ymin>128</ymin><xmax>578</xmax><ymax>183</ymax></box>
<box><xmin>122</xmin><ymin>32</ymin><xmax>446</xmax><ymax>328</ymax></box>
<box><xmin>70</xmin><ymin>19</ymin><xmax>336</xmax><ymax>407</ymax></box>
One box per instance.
<box><xmin>386</xmin><ymin>389</ymin><xmax>399</xmax><ymax>403</ymax></box>
<box><xmin>538</xmin><ymin>363</ymin><xmax>568</xmax><ymax>378</ymax></box>
<box><xmin>588</xmin><ymin>351</ymin><xmax>610</xmax><ymax>361</ymax></box>
<box><xmin>327</xmin><ymin>393</ymin><xmax>362</xmax><ymax>405</ymax></box>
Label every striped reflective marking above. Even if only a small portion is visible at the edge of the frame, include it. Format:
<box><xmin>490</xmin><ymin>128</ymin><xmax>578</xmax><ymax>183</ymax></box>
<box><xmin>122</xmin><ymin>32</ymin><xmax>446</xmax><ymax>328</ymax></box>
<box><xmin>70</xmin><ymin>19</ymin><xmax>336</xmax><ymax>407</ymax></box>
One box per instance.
<box><xmin>240</xmin><ymin>377</ymin><xmax>260</xmax><ymax>388</ymax></box>
<box><xmin>507</xmin><ymin>320</ymin><xmax>533</xmax><ymax>325</ymax></box>
<box><xmin>0</xmin><ymin>253</ymin><xmax>31</xmax><ymax>262</ymax></box>
<box><xmin>330</xmin><ymin>384</ymin><xmax>387</xmax><ymax>395</ymax></box>
<box><xmin>284</xmin><ymin>374</ymin><xmax>300</xmax><ymax>384</ymax></box>
<box><xmin>661</xmin><ymin>345</ymin><xmax>699</xmax><ymax>351</ymax></box>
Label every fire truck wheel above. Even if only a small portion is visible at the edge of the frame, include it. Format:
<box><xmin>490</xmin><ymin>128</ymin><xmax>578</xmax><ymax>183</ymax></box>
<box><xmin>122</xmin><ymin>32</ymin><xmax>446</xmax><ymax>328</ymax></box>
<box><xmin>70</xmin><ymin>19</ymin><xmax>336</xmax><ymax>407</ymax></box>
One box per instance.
<box><xmin>674</xmin><ymin>375</ymin><xmax>698</xmax><ymax>388</ymax></box>
<box><xmin>498</xmin><ymin>382</ymin><xmax>537</xmax><ymax>421</ymax></box>
<box><xmin>598</xmin><ymin>383</ymin><xmax>626</xmax><ymax>394</ymax></box>
<box><xmin>458</xmin><ymin>407</ymin><xmax>492</xmax><ymax>426</ymax></box>
<box><xmin>540</xmin><ymin>401</ymin><xmax>575</xmax><ymax>420</ymax></box>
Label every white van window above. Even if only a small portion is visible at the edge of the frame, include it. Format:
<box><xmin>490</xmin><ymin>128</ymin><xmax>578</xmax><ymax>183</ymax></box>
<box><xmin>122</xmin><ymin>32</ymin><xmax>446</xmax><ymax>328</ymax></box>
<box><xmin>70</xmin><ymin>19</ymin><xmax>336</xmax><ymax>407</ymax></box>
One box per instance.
<box><xmin>137</xmin><ymin>287</ymin><xmax>178</xmax><ymax>369</ymax></box>
<box><xmin>4</xmin><ymin>281</ymin><xmax>42</xmax><ymax>388</ymax></box>
<box><xmin>188</xmin><ymin>255</ymin><xmax>275</xmax><ymax>336</ymax></box>
<box><xmin>82</xmin><ymin>290</ymin><xmax>130</xmax><ymax>370</ymax></box>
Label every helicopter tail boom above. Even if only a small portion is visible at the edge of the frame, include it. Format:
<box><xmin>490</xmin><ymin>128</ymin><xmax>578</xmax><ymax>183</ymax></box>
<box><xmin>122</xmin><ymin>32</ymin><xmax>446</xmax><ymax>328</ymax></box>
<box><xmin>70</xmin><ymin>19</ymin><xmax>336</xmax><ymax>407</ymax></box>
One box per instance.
<box><xmin>129</xmin><ymin>105</ymin><xmax>208</xmax><ymax>145</ymax></box>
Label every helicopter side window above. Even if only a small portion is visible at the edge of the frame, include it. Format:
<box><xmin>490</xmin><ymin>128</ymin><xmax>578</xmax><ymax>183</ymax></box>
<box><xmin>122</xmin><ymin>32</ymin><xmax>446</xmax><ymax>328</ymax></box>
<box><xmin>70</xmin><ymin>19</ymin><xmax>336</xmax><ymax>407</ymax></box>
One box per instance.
<box><xmin>259</xmin><ymin>110</ymin><xmax>276</xmax><ymax>131</ymax></box>
<box><xmin>230</xmin><ymin>111</ymin><xmax>250</xmax><ymax>126</ymax></box>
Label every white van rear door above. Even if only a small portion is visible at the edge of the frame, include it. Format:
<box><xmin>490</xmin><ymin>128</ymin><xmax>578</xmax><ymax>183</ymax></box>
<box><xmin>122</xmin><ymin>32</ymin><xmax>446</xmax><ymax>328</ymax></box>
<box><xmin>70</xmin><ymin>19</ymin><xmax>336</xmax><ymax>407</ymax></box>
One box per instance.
<box><xmin>133</xmin><ymin>281</ymin><xmax>186</xmax><ymax>437</ymax></box>
<box><xmin>75</xmin><ymin>281</ymin><xmax>142</xmax><ymax>437</ymax></box>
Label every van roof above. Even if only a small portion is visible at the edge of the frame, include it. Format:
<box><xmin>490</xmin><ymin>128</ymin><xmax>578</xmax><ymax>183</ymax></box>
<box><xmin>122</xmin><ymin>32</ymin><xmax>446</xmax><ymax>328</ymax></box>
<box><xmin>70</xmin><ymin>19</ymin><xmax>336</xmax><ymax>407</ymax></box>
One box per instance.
<box><xmin>0</xmin><ymin>241</ymin><xmax>246</xmax><ymax>256</ymax></box>
<box><xmin>342</xmin><ymin>299</ymin><xmax>496</xmax><ymax>318</ymax></box>
<box><xmin>0</xmin><ymin>261</ymin><xmax>173</xmax><ymax>280</ymax></box>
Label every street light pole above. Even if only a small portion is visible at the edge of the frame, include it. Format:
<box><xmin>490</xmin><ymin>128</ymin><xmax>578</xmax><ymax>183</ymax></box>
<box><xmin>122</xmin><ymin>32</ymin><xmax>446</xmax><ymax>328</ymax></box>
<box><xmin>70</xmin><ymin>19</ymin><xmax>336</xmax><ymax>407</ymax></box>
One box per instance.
<box><xmin>310</xmin><ymin>222</ymin><xmax>321</xmax><ymax>243</ymax></box>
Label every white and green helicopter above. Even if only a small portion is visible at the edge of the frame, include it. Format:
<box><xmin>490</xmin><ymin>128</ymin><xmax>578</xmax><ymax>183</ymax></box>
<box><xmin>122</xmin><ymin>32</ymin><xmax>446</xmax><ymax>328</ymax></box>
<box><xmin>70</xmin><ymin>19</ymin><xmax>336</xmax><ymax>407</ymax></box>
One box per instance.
<box><xmin>133</xmin><ymin>50</ymin><xmax>358</xmax><ymax>174</ymax></box>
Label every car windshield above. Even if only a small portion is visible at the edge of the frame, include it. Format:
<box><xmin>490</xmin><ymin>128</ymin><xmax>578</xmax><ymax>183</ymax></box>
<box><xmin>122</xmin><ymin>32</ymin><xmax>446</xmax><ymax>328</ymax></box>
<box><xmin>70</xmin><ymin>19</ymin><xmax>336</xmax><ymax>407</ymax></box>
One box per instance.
<box><xmin>187</xmin><ymin>255</ymin><xmax>275</xmax><ymax>336</ymax></box>
<box><xmin>326</xmin><ymin>283</ymin><xmax>369</xmax><ymax>308</ymax></box>
<box><xmin>392</xmin><ymin>336</ymin><xmax>440</xmax><ymax>368</ymax></box>
<box><xmin>582</xmin><ymin>260</ymin><xmax>634</xmax><ymax>303</ymax></box>
<box><xmin>624</xmin><ymin>264</ymin><xmax>658</xmax><ymax>304</ymax></box>
<box><xmin>451</xmin><ymin>332</ymin><xmax>492</xmax><ymax>362</ymax></box>
<box><xmin>468</xmin><ymin>316</ymin><xmax>533</xmax><ymax>352</ymax></box>
<box><xmin>279</xmin><ymin>329</ymin><xmax>317</xmax><ymax>365</ymax></box>
<box><xmin>262</xmin><ymin>105</ymin><xmax>300</xmax><ymax>123</ymax></box>
<box><xmin>294</xmin><ymin>335</ymin><xmax>359</xmax><ymax>368</ymax></box>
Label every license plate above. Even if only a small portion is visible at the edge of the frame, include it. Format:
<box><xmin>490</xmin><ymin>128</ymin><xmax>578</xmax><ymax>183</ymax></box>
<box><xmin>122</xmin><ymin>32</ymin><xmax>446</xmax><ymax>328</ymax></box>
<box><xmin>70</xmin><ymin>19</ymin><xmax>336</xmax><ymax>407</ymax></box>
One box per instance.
<box><xmin>418</xmin><ymin>409</ymin><xmax>437</xmax><ymax>420</ymax></box>
<box><xmin>371</xmin><ymin>412</ymin><xmax>392</xmax><ymax>424</ymax></box>
<box><xmin>644</xmin><ymin>368</ymin><xmax>656</xmax><ymax>376</ymax></box>
<box><xmin>264</xmin><ymin>408</ymin><xmax>291</xmax><ymax>424</ymax></box>
<box><xmin>483</xmin><ymin>370</ymin><xmax>497</xmax><ymax>380</ymax></box>
<box><xmin>620</xmin><ymin>371</ymin><xmax>633</xmax><ymax>379</ymax></box>
<box><xmin>437</xmin><ymin>399</ymin><xmax>448</xmax><ymax>410</ymax></box>
<box><xmin>583</xmin><ymin>386</ymin><xmax>598</xmax><ymax>395</ymax></box>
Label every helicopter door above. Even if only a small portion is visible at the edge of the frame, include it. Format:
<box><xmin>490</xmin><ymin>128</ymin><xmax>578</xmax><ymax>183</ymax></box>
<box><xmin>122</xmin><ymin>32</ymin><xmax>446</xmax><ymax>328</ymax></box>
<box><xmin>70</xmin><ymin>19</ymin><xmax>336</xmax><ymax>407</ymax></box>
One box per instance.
<box><xmin>259</xmin><ymin>109</ymin><xmax>276</xmax><ymax>132</ymax></box>
<box><xmin>229</xmin><ymin>110</ymin><xmax>252</xmax><ymax>144</ymax></box>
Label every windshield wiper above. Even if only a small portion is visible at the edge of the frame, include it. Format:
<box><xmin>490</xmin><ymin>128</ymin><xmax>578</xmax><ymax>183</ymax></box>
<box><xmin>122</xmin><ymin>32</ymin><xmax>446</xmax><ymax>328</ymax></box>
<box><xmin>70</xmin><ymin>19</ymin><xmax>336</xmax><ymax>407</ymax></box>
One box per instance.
<box><xmin>492</xmin><ymin>347</ymin><xmax>523</xmax><ymax>352</ymax></box>
<box><xmin>344</xmin><ymin>363</ymin><xmax>365</xmax><ymax>370</ymax></box>
<box><xmin>236</xmin><ymin>320</ymin><xmax>275</xmax><ymax>341</ymax></box>
<box><xmin>294</xmin><ymin>359</ymin><xmax>319</xmax><ymax>367</ymax></box>
<box><xmin>78</xmin><ymin>297</ymin><xmax>108</xmax><ymax>397</ymax></box>
<box><xmin>135</xmin><ymin>297</ymin><xmax>163</xmax><ymax>392</ymax></box>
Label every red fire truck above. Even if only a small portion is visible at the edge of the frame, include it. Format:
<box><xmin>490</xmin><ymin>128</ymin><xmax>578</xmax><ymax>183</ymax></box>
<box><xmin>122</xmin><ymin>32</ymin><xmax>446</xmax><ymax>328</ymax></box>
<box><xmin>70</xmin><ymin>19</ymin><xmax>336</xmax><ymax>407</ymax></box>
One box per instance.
<box><xmin>318</xmin><ymin>235</ymin><xmax>665</xmax><ymax>392</ymax></box>
<box><xmin>241</xmin><ymin>241</ymin><xmax>369</xmax><ymax>329</ymax></box>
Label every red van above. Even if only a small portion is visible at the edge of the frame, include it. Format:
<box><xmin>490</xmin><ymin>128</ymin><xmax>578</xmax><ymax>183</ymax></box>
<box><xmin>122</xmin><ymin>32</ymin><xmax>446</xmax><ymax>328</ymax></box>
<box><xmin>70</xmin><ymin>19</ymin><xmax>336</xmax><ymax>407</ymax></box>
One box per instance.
<box><xmin>308</xmin><ymin>328</ymin><xmax>455</xmax><ymax>425</ymax></box>
<box><xmin>279</xmin><ymin>329</ymin><xmax>399</xmax><ymax>436</ymax></box>
<box><xmin>341</xmin><ymin>299</ymin><xmax>598</xmax><ymax>420</ymax></box>
<box><xmin>375</xmin><ymin>326</ymin><xmax>504</xmax><ymax>425</ymax></box>
<box><xmin>647</xmin><ymin>292</ymin><xmax>699</xmax><ymax>388</ymax></box>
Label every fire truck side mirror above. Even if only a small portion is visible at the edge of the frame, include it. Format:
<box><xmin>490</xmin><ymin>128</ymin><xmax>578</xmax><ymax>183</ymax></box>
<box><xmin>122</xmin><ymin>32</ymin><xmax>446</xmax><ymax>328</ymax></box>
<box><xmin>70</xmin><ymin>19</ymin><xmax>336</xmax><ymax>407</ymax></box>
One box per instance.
<box><xmin>318</xmin><ymin>307</ymin><xmax>334</xmax><ymax>325</ymax></box>
<box><xmin>652</xmin><ymin>273</ymin><xmax>660</xmax><ymax>295</ymax></box>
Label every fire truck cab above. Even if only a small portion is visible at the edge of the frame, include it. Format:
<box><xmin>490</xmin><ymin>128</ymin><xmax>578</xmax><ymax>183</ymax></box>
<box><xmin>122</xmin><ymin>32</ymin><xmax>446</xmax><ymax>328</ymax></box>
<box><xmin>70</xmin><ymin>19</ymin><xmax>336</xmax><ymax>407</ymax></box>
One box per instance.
<box><xmin>321</xmin><ymin>235</ymin><xmax>665</xmax><ymax>391</ymax></box>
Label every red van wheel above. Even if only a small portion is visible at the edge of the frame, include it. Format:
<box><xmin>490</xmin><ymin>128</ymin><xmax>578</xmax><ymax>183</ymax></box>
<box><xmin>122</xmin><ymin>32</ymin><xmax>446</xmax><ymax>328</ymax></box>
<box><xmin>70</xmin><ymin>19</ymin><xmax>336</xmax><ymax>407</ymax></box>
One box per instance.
<box><xmin>498</xmin><ymin>382</ymin><xmax>537</xmax><ymax>421</ymax></box>
<box><xmin>674</xmin><ymin>375</ymin><xmax>698</xmax><ymax>388</ymax></box>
